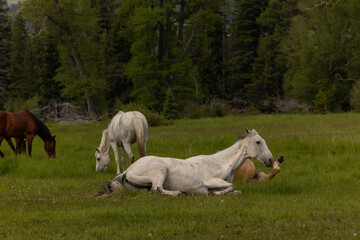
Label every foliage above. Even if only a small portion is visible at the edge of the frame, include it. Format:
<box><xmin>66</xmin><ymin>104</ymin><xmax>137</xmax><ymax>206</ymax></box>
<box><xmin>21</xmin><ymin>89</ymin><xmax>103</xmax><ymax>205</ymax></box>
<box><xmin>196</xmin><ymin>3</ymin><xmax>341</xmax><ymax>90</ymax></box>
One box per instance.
<box><xmin>283</xmin><ymin>0</ymin><xmax>359</xmax><ymax>112</ymax></box>
<box><xmin>350</xmin><ymin>81</ymin><xmax>360</xmax><ymax>112</ymax></box>
<box><xmin>0</xmin><ymin>0</ymin><xmax>10</xmax><ymax>108</ymax></box>
<box><xmin>112</xmin><ymin>100</ymin><xmax>169</xmax><ymax>126</ymax></box>
<box><xmin>163</xmin><ymin>88</ymin><xmax>181</xmax><ymax>120</ymax></box>
<box><xmin>3</xmin><ymin>0</ymin><xmax>360</xmax><ymax>115</ymax></box>
<box><xmin>38</xmin><ymin>34</ymin><xmax>63</xmax><ymax>107</ymax></box>
<box><xmin>226</xmin><ymin>0</ymin><xmax>262</xmax><ymax>99</ymax></box>
<box><xmin>183</xmin><ymin>99</ymin><xmax>229</xmax><ymax>119</ymax></box>
<box><xmin>313</xmin><ymin>90</ymin><xmax>327</xmax><ymax>114</ymax></box>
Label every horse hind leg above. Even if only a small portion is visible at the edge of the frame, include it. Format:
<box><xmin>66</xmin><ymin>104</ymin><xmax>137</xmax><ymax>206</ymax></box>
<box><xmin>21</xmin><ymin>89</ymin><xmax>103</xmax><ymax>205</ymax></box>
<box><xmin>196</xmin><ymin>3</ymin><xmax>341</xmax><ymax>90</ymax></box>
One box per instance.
<box><xmin>123</xmin><ymin>142</ymin><xmax>134</xmax><ymax>164</ymax></box>
<box><xmin>127</xmin><ymin>166</ymin><xmax>182</xmax><ymax>197</ymax></box>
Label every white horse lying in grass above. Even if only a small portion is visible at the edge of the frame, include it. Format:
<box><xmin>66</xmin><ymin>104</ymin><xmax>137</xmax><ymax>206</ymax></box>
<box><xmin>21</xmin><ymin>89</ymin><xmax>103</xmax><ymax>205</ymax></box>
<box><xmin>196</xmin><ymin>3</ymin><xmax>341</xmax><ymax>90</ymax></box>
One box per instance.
<box><xmin>94</xmin><ymin>129</ymin><xmax>274</xmax><ymax>197</ymax></box>
<box><xmin>95</xmin><ymin>111</ymin><xmax>148</xmax><ymax>174</ymax></box>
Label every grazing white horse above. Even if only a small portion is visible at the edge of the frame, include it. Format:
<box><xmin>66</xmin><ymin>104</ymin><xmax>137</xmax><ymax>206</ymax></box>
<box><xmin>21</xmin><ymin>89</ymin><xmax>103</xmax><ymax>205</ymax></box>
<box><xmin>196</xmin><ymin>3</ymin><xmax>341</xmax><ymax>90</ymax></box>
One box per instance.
<box><xmin>95</xmin><ymin>111</ymin><xmax>148</xmax><ymax>174</ymax></box>
<box><xmin>95</xmin><ymin>129</ymin><xmax>274</xmax><ymax>197</ymax></box>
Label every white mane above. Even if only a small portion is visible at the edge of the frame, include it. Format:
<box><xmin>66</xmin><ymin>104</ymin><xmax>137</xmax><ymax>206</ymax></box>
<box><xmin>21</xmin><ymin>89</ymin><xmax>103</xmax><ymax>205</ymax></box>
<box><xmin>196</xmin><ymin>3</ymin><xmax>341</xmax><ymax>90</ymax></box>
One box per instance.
<box><xmin>99</xmin><ymin>129</ymin><xmax>110</xmax><ymax>152</ymax></box>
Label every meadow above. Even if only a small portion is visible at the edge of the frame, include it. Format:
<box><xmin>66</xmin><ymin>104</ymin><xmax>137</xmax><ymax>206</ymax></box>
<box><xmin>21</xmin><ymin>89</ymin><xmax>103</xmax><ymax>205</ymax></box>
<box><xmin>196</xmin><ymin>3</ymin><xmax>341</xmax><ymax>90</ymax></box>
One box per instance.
<box><xmin>1</xmin><ymin>113</ymin><xmax>360</xmax><ymax>239</ymax></box>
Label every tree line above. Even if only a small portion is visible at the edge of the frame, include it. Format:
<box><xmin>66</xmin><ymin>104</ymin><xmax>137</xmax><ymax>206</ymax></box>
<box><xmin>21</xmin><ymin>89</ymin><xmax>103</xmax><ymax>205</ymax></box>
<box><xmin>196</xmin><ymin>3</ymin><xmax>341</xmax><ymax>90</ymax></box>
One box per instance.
<box><xmin>0</xmin><ymin>0</ymin><xmax>360</xmax><ymax>118</ymax></box>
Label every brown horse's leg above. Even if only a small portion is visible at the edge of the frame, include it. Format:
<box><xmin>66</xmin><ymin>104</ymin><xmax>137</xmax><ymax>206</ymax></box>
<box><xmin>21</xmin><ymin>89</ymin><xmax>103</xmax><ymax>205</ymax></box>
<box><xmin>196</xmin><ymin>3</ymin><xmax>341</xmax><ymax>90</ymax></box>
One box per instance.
<box><xmin>15</xmin><ymin>138</ymin><xmax>26</xmax><ymax>155</ymax></box>
<box><xmin>5</xmin><ymin>138</ymin><xmax>16</xmax><ymax>153</ymax></box>
<box><xmin>27</xmin><ymin>135</ymin><xmax>34</xmax><ymax>158</ymax></box>
<box><xmin>0</xmin><ymin>136</ymin><xmax>4</xmax><ymax>158</ymax></box>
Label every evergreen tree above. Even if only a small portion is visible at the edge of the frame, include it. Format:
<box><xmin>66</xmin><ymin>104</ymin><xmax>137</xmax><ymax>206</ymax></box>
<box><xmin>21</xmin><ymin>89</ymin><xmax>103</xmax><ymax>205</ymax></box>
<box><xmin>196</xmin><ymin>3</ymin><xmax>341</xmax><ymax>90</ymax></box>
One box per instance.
<box><xmin>38</xmin><ymin>34</ymin><xmax>62</xmax><ymax>107</ymax></box>
<box><xmin>163</xmin><ymin>88</ymin><xmax>180</xmax><ymax>119</ymax></box>
<box><xmin>187</xmin><ymin>0</ymin><xmax>225</xmax><ymax>102</ymax></box>
<box><xmin>247</xmin><ymin>0</ymin><xmax>285</xmax><ymax>110</ymax></box>
<box><xmin>7</xmin><ymin>13</ymin><xmax>28</xmax><ymax>110</ymax></box>
<box><xmin>0</xmin><ymin>0</ymin><xmax>10</xmax><ymax>109</ymax></box>
<box><xmin>100</xmin><ymin>0</ymin><xmax>133</xmax><ymax>108</ymax></box>
<box><xmin>226</xmin><ymin>0</ymin><xmax>262</xmax><ymax>100</ymax></box>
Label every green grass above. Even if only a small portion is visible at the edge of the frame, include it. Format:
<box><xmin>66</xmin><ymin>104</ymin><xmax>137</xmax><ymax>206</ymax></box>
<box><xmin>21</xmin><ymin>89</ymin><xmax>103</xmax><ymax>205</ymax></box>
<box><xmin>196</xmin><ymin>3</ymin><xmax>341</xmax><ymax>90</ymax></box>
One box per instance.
<box><xmin>1</xmin><ymin>113</ymin><xmax>360</xmax><ymax>239</ymax></box>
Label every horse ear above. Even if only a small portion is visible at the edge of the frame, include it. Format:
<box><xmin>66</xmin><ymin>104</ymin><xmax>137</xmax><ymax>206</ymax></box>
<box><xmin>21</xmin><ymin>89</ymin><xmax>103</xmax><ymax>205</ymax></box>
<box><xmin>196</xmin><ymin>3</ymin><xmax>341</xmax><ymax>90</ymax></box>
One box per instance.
<box><xmin>96</xmin><ymin>147</ymin><xmax>100</xmax><ymax>153</ymax></box>
<box><xmin>52</xmin><ymin>135</ymin><xmax>56</xmax><ymax>140</ymax></box>
<box><xmin>245</xmin><ymin>128</ymin><xmax>250</xmax><ymax>134</ymax></box>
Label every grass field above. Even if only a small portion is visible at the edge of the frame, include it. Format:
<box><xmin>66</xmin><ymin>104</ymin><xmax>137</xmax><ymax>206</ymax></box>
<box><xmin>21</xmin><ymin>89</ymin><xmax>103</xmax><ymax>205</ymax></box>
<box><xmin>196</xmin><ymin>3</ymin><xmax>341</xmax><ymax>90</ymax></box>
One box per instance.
<box><xmin>1</xmin><ymin>113</ymin><xmax>360</xmax><ymax>239</ymax></box>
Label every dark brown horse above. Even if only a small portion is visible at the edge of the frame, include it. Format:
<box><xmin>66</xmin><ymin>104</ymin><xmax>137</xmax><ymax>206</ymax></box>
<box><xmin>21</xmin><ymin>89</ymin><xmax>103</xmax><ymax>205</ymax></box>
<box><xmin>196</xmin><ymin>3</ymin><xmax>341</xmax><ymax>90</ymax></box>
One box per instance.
<box><xmin>0</xmin><ymin>111</ymin><xmax>56</xmax><ymax>158</ymax></box>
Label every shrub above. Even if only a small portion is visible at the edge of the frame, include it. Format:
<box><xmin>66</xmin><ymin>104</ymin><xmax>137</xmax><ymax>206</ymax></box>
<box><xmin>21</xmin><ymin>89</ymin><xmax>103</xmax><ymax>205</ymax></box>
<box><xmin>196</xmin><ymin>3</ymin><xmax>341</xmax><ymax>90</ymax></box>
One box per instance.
<box><xmin>313</xmin><ymin>90</ymin><xmax>327</xmax><ymax>114</ymax></box>
<box><xmin>351</xmin><ymin>81</ymin><xmax>360</xmax><ymax>112</ymax></box>
<box><xmin>163</xmin><ymin>88</ymin><xmax>181</xmax><ymax>120</ymax></box>
<box><xmin>183</xmin><ymin>99</ymin><xmax>229</xmax><ymax>119</ymax></box>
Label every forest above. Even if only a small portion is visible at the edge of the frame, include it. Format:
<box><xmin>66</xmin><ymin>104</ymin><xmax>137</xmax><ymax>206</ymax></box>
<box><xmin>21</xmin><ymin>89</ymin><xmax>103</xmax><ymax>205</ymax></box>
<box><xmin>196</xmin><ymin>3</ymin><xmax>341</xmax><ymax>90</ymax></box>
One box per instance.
<box><xmin>0</xmin><ymin>0</ymin><xmax>360</xmax><ymax>118</ymax></box>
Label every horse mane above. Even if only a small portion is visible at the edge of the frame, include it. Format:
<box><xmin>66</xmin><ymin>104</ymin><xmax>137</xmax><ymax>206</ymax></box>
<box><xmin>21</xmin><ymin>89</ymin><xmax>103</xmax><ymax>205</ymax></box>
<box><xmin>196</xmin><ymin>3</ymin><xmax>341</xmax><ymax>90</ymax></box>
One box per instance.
<box><xmin>236</xmin><ymin>134</ymin><xmax>247</xmax><ymax>142</ymax></box>
<box><xmin>28</xmin><ymin>111</ymin><xmax>53</xmax><ymax>141</ymax></box>
<box><xmin>99</xmin><ymin>129</ymin><xmax>110</xmax><ymax>152</ymax></box>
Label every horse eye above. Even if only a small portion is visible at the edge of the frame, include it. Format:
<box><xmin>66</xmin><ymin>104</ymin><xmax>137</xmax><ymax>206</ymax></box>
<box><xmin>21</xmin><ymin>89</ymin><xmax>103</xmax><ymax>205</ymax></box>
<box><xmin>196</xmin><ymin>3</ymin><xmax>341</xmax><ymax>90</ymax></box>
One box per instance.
<box><xmin>97</xmin><ymin>158</ymin><xmax>100</xmax><ymax>161</ymax></box>
<box><xmin>256</xmin><ymin>141</ymin><xmax>261</xmax><ymax>145</ymax></box>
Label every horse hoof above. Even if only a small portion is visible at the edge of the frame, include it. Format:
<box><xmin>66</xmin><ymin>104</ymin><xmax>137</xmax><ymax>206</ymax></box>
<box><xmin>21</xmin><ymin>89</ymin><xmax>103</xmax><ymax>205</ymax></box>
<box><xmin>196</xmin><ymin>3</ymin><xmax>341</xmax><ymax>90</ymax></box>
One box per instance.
<box><xmin>277</xmin><ymin>156</ymin><xmax>284</xmax><ymax>164</ymax></box>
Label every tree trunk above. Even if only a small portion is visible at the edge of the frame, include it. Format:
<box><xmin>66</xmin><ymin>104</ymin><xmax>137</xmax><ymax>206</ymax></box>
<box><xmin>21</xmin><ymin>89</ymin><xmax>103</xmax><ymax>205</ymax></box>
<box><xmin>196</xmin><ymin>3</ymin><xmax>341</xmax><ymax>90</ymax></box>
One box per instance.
<box><xmin>50</xmin><ymin>0</ymin><xmax>96</xmax><ymax>116</ymax></box>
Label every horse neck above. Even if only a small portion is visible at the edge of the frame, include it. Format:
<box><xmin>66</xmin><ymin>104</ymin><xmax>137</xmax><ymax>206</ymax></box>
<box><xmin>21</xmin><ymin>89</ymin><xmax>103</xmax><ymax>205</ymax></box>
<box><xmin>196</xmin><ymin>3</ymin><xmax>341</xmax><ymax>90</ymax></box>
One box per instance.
<box><xmin>36</xmin><ymin>119</ymin><xmax>52</xmax><ymax>143</ymax></box>
<box><xmin>99</xmin><ymin>129</ymin><xmax>111</xmax><ymax>153</ymax></box>
<box><xmin>212</xmin><ymin>139</ymin><xmax>249</xmax><ymax>171</ymax></box>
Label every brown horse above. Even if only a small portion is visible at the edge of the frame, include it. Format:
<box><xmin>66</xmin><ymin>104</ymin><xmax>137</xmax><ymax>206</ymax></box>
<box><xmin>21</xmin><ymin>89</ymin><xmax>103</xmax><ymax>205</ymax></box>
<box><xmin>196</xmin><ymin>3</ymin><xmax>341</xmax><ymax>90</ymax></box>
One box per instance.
<box><xmin>233</xmin><ymin>156</ymin><xmax>284</xmax><ymax>183</ymax></box>
<box><xmin>0</xmin><ymin>111</ymin><xmax>56</xmax><ymax>158</ymax></box>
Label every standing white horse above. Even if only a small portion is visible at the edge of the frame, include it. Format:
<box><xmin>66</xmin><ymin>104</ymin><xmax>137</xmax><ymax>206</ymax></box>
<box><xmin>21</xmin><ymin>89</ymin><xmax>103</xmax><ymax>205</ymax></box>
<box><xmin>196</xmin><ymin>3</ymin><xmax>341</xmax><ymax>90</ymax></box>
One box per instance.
<box><xmin>95</xmin><ymin>129</ymin><xmax>274</xmax><ymax>197</ymax></box>
<box><xmin>95</xmin><ymin>111</ymin><xmax>148</xmax><ymax>174</ymax></box>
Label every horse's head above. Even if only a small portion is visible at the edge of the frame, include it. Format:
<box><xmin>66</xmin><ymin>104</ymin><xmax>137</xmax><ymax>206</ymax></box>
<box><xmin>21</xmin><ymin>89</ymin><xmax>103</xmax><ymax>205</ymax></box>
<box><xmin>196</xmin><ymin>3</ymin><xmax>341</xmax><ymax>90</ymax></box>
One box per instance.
<box><xmin>95</xmin><ymin>147</ymin><xmax>110</xmax><ymax>172</ymax></box>
<box><xmin>244</xmin><ymin>129</ymin><xmax>274</xmax><ymax>167</ymax></box>
<box><xmin>44</xmin><ymin>136</ymin><xmax>56</xmax><ymax>158</ymax></box>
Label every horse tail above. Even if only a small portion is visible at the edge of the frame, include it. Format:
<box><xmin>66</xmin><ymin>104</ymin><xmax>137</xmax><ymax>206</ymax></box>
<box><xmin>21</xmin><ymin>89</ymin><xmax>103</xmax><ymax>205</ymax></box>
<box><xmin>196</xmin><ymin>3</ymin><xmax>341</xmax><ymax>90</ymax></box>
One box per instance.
<box><xmin>134</xmin><ymin>116</ymin><xmax>146</xmax><ymax>158</ymax></box>
<box><xmin>92</xmin><ymin>172</ymin><xmax>126</xmax><ymax>198</ymax></box>
<box><xmin>113</xmin><ymin>172</ymin><xmax>126</xmax><ymax>184</ymax></box>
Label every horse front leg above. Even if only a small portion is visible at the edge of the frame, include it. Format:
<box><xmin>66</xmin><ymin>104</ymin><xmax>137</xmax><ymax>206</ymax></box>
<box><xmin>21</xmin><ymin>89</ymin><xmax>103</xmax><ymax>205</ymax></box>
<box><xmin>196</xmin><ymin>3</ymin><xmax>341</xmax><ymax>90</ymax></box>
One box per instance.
<box><xmin>249</xmin><ymin>156</ymin><xmax>283</xmax><ymax>183</ymax></box>
<box><xmin>110</xmin><ymin>142</ymin><xmax>121</xmax><ymax>175</ymax></box>
<box><xmin>202</xmin><ymin>177</ymin><xmax>238</xmax><ymax>196</ymax></box>
<box><xmin>27</xmin><ymin>135</ymin><xmax>34</xmax><ymax>158</ymax></box>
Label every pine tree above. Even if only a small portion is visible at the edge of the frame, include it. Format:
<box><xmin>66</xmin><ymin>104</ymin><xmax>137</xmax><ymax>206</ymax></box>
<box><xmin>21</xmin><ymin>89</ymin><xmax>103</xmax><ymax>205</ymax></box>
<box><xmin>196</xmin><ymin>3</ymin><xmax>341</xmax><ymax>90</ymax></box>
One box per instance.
<box><xmin>163</xmin><ymin>88</ymin><xmax>180</xmax><ymax>119</ymax></box>
<box><xmin>38</xmin><ymin>34</ymin><xmax>62</xmax><ymax>107</ymax></box>
<box><xmin>247</xmin><ymin>0</ymin><xmax>296</xmax><ymax>111</ymax></box>
<box><xmin>7</xmin><ymin>13</ymin><xmax>28</xmax><ymax>110</ymax></box>
<box><xmin>226</xmin><ymin>0</ymin><xmax>262</xmax><ymax>99</ymax></box>
<box><xmin>0</xmin><ymin>0</ymin><xmax>11</xmax><ymax>108</ymax></box>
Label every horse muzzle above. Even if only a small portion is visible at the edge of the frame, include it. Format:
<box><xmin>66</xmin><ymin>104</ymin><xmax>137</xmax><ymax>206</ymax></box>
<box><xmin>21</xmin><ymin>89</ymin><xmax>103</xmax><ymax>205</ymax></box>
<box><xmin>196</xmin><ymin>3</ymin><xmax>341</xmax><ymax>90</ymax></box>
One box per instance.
<box><xmin>264</xmin><ymin>157</ymin><xmax>274</xmax><ymax>167</ymax></box>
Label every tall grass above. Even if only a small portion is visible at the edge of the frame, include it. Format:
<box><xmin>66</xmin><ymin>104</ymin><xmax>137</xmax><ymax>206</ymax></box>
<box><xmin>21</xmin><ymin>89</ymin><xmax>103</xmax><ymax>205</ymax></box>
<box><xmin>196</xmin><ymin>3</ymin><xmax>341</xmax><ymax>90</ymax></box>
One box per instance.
<box><xmin>1</xmin><ymin>113</ymin><xmax>360</xmax><ymax>239</ymax></box>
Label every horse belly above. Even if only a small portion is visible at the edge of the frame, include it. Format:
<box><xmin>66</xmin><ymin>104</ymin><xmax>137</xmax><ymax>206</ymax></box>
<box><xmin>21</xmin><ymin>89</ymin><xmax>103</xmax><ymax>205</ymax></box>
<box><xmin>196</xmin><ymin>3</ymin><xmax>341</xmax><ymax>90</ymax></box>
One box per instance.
<box><xmin>164</xmin><ymin>168</ymin><xmax>207</xmax><ymax>194</ymax></box>
<box><xmin>4</xmin><ymin>117</ymin><xmax>28</xmax><ymax>137</ymax></box>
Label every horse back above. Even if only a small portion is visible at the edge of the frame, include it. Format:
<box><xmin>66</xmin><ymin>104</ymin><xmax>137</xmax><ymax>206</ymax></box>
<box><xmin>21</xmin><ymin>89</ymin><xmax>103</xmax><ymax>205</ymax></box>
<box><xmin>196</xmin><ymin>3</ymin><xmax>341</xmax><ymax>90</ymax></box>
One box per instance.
<box><xmin>0</xmin><ymin>111</ymin><xmax>38</xmax><ymax>137</ymax></box>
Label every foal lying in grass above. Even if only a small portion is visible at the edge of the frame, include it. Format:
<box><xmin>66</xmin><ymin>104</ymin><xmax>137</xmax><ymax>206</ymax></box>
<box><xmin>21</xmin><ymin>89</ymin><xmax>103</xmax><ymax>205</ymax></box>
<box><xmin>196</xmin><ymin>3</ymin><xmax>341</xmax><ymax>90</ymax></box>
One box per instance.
<box><xmin>233</xmin><ymin>156</ymin><xmax>284</xmax><ymax>183</ymax></box>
